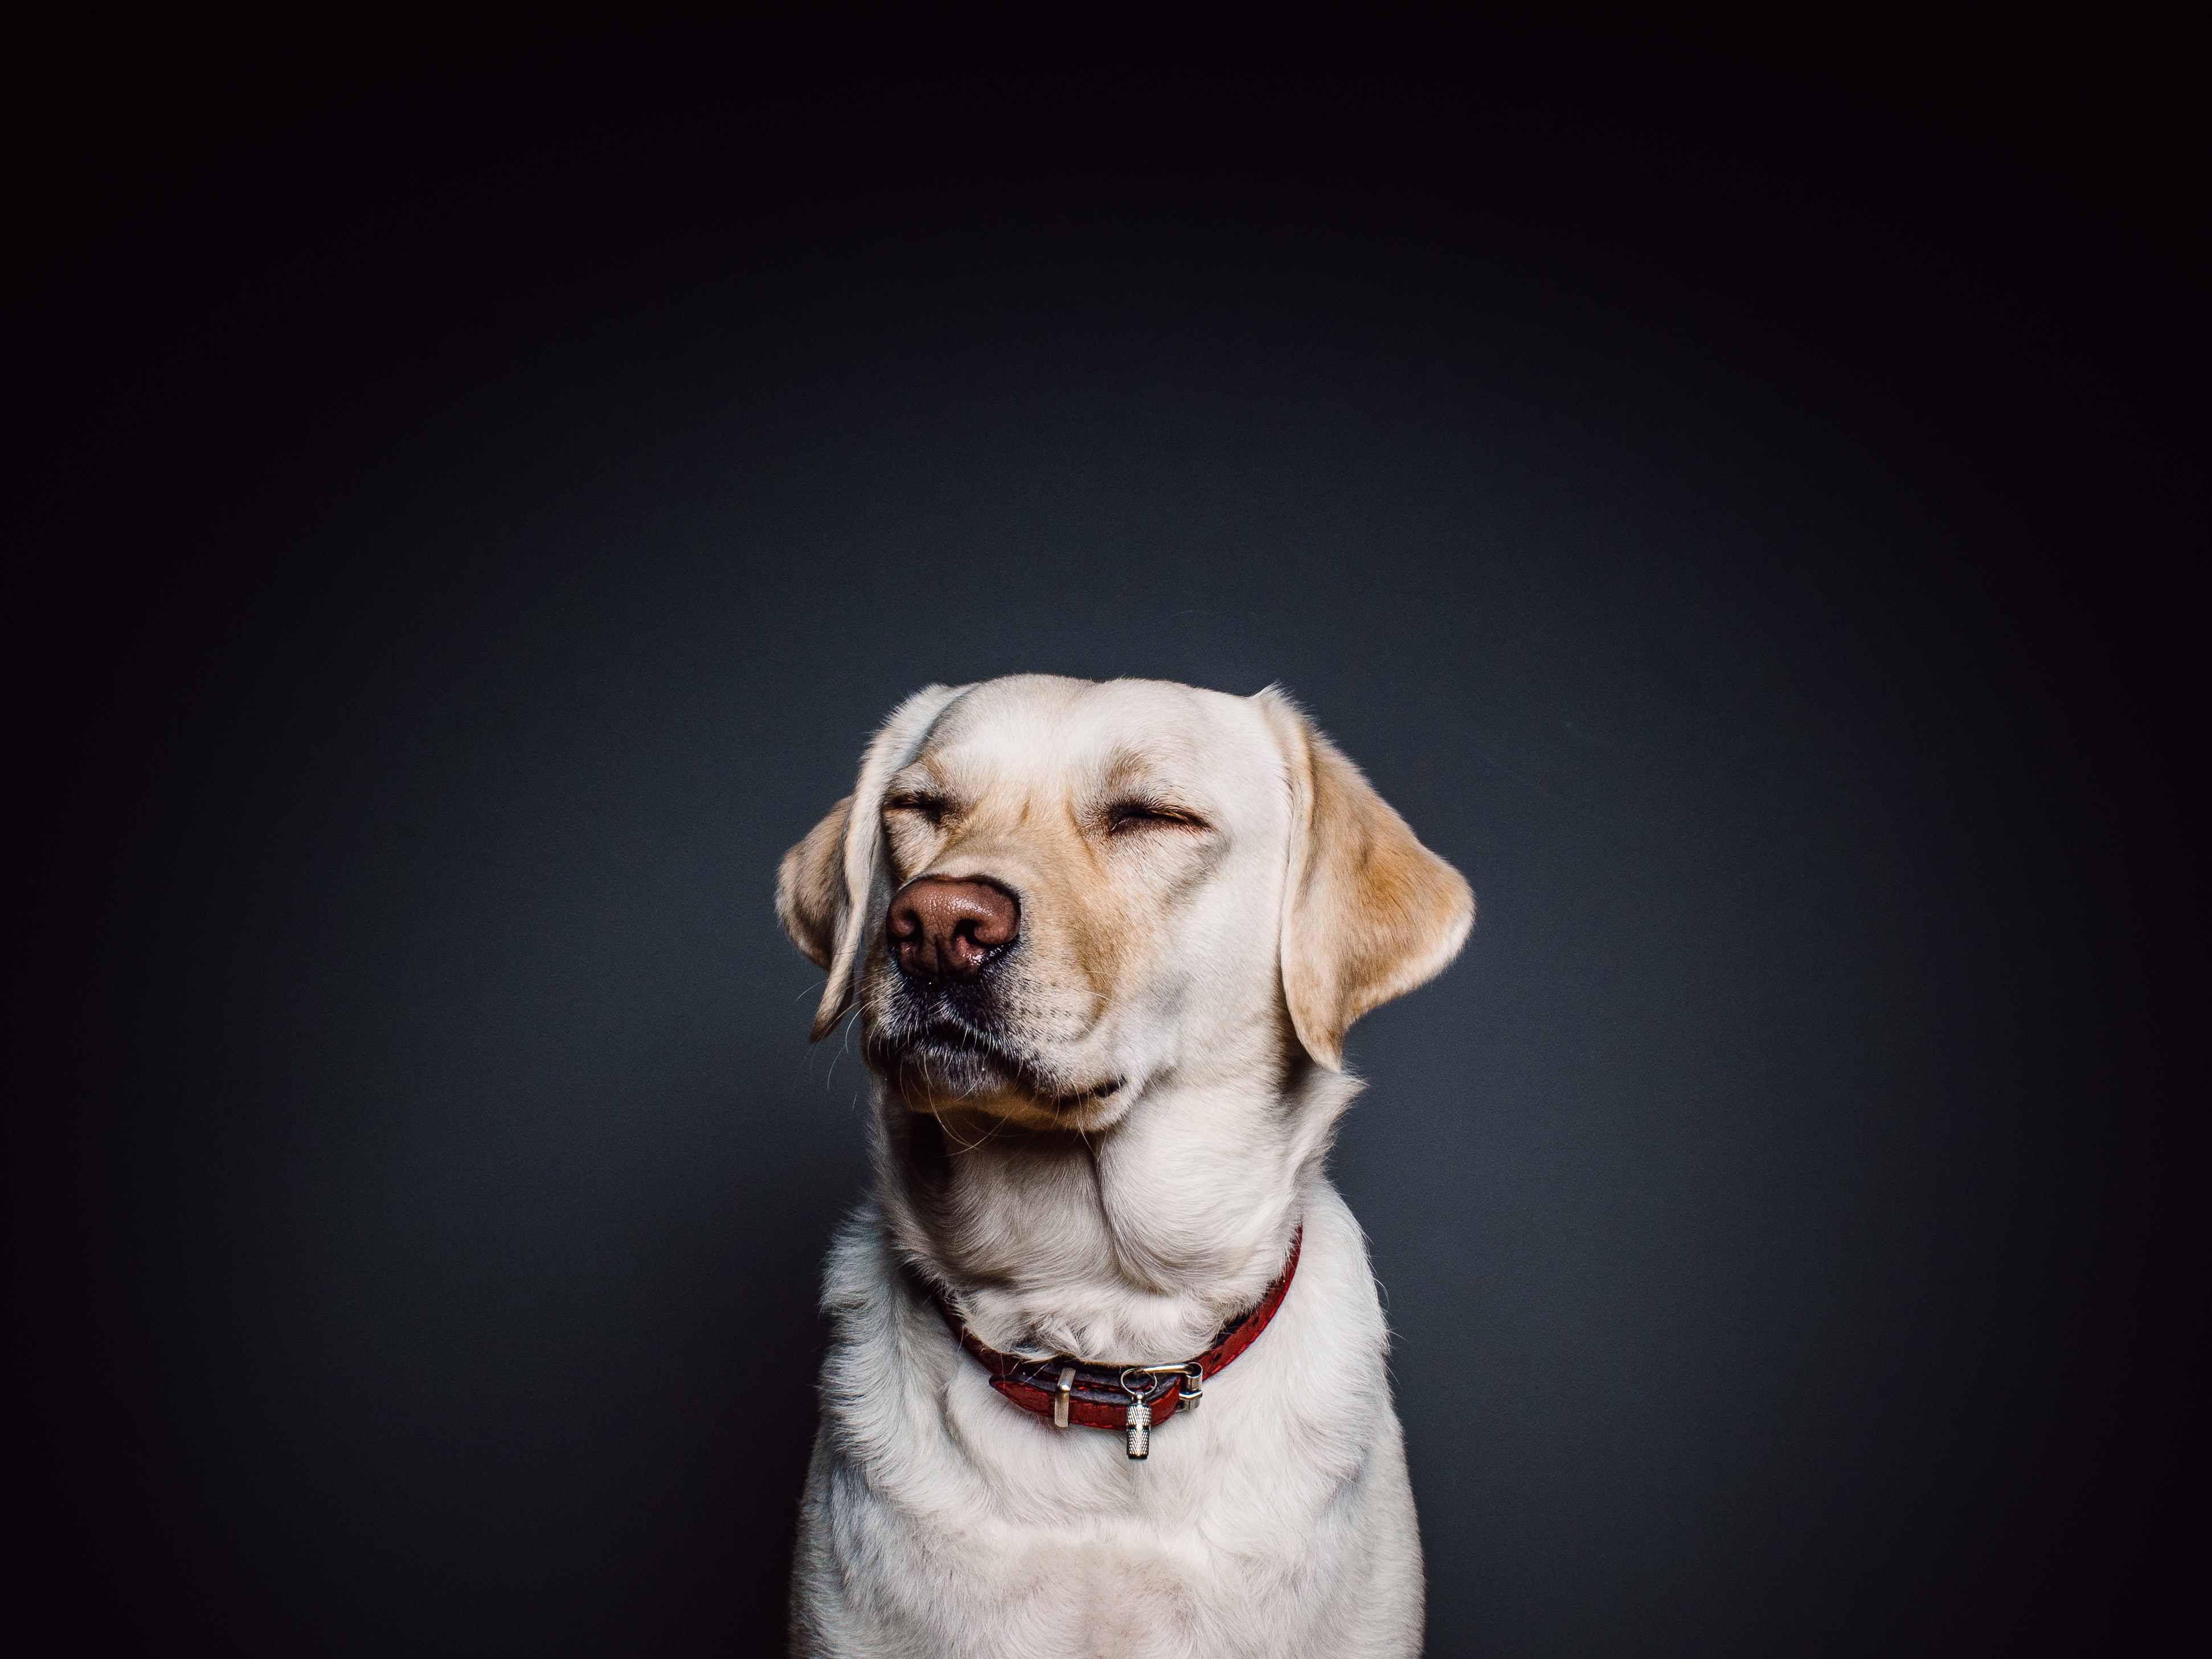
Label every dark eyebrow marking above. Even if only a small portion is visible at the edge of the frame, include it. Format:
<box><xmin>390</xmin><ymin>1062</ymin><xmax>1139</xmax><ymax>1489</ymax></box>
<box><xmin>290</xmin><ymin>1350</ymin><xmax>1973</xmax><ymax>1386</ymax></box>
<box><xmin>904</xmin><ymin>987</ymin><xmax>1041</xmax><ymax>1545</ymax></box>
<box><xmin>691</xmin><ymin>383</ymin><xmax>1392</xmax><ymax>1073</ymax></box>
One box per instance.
<box><xmin>1098</xmin><ymin>748</ymin><xmax>1181</xmax><ymax>792</ymax></box>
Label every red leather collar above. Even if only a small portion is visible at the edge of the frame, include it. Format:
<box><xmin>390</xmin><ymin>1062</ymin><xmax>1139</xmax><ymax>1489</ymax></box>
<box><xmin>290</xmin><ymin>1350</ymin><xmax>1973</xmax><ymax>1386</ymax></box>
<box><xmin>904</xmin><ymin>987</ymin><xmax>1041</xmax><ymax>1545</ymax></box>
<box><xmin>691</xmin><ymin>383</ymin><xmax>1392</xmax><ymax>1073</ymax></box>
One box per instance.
<box><xmin>921</xmin><ymin>1228</ymin><xmax>1301</xmax><ymax>1450</ymax></box>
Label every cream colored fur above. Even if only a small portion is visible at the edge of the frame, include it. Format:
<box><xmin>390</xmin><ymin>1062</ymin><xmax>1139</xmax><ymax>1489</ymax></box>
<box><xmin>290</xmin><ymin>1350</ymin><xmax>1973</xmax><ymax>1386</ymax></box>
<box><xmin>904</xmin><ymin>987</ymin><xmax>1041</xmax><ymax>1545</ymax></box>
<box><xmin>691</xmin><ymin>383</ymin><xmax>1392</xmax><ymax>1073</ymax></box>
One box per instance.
<box><xmin>777</xmin><ymin>675</ymin><xmax>1473</xmax><ymax>1658</ymax></box>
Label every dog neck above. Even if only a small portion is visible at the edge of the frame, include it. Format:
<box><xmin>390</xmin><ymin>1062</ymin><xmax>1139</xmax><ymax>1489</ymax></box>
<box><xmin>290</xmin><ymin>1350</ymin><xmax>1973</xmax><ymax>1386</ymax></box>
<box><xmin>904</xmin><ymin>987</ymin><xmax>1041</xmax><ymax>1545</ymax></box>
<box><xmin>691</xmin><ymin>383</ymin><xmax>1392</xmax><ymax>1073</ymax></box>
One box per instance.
<box><xmin>871</xmin><ymin>1052</ymin><xmax>1360</xmax><ymax>1365</ymax></box>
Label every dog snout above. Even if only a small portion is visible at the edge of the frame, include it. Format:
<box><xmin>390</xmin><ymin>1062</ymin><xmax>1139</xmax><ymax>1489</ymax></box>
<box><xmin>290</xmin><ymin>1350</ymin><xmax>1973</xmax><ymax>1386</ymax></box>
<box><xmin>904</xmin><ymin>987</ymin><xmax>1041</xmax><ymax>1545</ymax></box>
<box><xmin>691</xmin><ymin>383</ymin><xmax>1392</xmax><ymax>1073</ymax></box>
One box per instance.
<box><xmin>887</xmin><ymin>878</ymin><xmax>1020</xmax><ymax>981</ymax></box>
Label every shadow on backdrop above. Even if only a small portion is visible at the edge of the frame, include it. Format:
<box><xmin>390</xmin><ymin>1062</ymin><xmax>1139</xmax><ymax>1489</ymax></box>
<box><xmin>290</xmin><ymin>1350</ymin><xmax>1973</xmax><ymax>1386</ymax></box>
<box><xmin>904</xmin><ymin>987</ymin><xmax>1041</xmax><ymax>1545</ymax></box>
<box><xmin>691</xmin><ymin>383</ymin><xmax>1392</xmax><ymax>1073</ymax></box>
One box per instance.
<box><xmin>27</xmin><ymin>25</ymin><xmax>2189</xmax><ymax>1658</ymax></box>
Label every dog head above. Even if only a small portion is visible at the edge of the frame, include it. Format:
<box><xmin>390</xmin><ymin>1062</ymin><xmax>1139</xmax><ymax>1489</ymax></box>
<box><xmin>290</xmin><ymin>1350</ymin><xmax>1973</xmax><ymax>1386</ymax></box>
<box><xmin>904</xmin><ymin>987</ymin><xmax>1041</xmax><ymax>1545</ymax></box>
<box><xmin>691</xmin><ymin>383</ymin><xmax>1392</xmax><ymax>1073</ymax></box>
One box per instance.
<box><xmin>777</xmin><ymin>676</ymin><xmax>1473</xmax><ymax>1131</ymax></box>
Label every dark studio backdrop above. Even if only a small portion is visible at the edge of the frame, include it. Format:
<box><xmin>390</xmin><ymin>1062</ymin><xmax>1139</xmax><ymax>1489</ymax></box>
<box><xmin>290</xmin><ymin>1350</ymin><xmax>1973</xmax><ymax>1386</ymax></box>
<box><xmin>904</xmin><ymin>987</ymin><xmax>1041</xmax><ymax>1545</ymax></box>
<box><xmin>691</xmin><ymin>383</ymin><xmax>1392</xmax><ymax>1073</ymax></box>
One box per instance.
<box><xmin>19</xmin><ymin>21</ymin><xmax>2194</xmax><ymax>1657</ymax></box>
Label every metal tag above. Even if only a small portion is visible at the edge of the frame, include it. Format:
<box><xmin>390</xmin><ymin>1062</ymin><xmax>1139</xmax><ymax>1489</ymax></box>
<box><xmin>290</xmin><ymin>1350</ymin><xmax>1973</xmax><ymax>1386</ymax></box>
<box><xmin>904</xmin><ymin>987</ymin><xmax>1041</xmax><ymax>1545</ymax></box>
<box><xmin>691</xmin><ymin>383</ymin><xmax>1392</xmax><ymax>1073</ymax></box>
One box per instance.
<box><xmin>1124</xmin><ymin>1399</ymin><xmax>1152</xmax><ymax>1460</ymax></box>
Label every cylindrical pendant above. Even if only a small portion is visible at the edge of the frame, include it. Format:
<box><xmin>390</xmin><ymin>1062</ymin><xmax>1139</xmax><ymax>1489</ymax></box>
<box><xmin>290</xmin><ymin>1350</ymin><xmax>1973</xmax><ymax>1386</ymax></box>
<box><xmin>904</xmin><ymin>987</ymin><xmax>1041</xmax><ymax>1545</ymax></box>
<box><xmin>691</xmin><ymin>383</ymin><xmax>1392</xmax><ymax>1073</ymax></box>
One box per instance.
<box><xmin>1124</xmin><ymin>1400</ymin><xmax>1152</xmax><ymax>1460</ymax></box>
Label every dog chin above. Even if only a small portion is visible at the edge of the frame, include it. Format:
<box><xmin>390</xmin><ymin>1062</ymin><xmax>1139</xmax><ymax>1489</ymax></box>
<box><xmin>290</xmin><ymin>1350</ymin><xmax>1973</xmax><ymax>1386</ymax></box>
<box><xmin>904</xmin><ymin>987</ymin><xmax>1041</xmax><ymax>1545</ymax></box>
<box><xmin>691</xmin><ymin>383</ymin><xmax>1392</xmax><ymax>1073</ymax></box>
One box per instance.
<box><xmin>867</xmin><ymin>1034</ymin><xmax>1123</xmax><ymax>1129</ymax></box>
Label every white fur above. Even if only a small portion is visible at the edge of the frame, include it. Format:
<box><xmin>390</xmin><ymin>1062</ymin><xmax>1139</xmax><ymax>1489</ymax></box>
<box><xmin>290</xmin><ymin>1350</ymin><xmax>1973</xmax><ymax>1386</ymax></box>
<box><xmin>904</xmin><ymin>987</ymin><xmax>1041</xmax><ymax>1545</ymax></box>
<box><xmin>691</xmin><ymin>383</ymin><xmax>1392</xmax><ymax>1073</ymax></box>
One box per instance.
<box><xmin>780</xmin><ymin>678</ymin><xmax>1470</xmax><ymax>1658</ymax></box>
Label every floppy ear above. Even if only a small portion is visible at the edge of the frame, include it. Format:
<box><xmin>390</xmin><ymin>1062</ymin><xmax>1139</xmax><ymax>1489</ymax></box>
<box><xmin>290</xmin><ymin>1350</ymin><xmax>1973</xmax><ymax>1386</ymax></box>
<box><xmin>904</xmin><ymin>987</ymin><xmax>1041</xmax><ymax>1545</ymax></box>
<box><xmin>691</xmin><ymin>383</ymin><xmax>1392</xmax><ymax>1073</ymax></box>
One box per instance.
<box><xmin>775</xmin><ymin>796</ymin><xmax>851</xmax><ymax>972</ymax></box>
<box><xmin>1256</xmin><ymin>688</ymin><xmax>1476</xmax><ymax>1070</ymax></box>
<box><xmin>776</xmin><ymin>683</ymin><xmax>968</xmax><ymax>1042</ymax></box>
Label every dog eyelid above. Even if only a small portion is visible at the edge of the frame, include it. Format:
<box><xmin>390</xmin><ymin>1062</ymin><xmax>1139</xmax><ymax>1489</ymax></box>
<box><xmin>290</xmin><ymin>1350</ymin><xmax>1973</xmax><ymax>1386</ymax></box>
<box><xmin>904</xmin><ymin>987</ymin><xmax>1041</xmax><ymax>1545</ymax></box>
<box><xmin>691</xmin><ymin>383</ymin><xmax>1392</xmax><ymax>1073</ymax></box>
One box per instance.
<box><xmin>885</xmin><ymin>793</ymin><xmax>953</xmax><ymax>824</ymax></box>
<box><xmin>1104</xmin><ymin>800</ymin><xmax>1210</xmax><ymax>833</ymax></box>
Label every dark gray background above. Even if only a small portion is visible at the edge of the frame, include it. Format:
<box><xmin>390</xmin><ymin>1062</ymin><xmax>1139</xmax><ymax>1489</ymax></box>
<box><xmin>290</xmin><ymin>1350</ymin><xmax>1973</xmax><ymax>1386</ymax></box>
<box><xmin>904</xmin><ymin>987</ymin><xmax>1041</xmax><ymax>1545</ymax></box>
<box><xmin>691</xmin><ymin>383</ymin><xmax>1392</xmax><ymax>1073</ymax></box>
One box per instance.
<box><xmin>27</xmin><ymin>24</ymin><xmax>2188</xmax><ymax>1657</ymax></box>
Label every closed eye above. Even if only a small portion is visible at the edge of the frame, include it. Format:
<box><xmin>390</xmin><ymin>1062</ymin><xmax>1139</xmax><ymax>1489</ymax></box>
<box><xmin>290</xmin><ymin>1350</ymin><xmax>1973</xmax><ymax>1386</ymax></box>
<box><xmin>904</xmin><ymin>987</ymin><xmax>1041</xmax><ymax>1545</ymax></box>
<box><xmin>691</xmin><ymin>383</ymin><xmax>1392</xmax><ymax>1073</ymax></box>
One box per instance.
<box><xmin>1105</xmin><ymin>800</ymin><xmax>1210</xmax><ymax>834</ymax></box>
<box><xmin>884</xmin><ymin>793</ymin><xmax>953</xmax><ymax>826</ymax></box>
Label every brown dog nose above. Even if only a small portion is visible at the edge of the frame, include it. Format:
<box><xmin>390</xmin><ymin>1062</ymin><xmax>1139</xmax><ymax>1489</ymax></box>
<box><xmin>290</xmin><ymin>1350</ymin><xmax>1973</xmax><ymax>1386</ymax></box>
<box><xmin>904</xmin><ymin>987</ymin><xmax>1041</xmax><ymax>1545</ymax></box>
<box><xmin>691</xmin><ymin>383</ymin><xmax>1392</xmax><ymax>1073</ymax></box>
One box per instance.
<box><xmin>887</xmin><ymin>877</ymin><xmax>1020</xmax><ymax>981</ymax></box>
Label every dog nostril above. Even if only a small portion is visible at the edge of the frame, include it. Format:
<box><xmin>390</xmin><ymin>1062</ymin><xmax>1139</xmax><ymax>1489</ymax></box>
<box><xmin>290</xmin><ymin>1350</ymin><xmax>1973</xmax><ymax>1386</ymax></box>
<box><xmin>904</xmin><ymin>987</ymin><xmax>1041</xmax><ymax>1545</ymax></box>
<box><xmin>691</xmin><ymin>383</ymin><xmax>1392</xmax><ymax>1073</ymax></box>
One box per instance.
<box><xmin>887</xmin><ymin>877</ymin><xmax>1019</xmax><ymax>980</ymax></box>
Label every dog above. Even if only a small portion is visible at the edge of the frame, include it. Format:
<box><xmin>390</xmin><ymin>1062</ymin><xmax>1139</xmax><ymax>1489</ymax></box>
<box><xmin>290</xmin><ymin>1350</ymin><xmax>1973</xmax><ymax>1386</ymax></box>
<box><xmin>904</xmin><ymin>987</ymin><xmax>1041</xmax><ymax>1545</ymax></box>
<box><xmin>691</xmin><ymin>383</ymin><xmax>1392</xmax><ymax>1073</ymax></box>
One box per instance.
<box><xmin>777</xmin><ymin>675</ymin><xmax>1473</xmax><ymax>1658</ymax></box>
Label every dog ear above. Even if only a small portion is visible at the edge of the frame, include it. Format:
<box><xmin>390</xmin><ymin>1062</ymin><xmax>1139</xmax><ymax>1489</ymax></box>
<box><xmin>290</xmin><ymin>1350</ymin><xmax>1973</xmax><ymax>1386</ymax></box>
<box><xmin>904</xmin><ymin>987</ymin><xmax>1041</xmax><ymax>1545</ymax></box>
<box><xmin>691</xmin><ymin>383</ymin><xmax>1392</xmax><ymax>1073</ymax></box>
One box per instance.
<box><xmin>775</xmin><ymin>796</ymin><xmax>851</xmax><ymax>972</ymax></box>
<box><xmin>778</xmin><ymin>683</ymin><xmax>969</xmax><ymax>1042</ymax></box>
<box><xmin>1257</xmin><ymin>688</ymin><xmax>1476</xmax><ymax>1070</ymax></box>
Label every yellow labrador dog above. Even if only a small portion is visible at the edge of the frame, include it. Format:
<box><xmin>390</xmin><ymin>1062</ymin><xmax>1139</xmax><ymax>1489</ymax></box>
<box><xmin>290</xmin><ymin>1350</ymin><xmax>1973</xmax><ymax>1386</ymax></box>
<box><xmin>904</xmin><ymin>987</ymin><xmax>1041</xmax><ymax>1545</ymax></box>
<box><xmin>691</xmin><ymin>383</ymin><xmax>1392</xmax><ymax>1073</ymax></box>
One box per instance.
<box><xmin>778</xmin><ymin>675</ymin><xmax>1472</xmax><ymax>1658</ymax></box>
